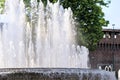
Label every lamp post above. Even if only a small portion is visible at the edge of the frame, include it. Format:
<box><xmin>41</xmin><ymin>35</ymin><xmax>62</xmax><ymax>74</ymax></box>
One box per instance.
<box><xmin>112</xmin><ymin>24</ymin><xmax>115</xmax><ymax>71</ymax></box>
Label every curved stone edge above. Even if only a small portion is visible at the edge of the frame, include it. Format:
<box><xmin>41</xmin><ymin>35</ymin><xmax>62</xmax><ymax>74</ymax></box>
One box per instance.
<box><xmin>0</xmin><ymin>68</ymin><xmax>116</xmax><ymax>80</ymax></box>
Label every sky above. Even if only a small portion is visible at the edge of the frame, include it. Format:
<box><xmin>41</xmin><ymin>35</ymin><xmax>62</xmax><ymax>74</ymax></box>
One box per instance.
<box><xmin>103</xmin><ymin>0</ymin><xmax>120</xmax><ymax>29</ymax></box>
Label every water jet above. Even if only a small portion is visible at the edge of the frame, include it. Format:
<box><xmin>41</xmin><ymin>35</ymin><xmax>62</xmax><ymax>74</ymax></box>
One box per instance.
<box><xmin>0</xmin><ymin>0</ymin><xmax>116</xmax><ymax>80</ymax></box>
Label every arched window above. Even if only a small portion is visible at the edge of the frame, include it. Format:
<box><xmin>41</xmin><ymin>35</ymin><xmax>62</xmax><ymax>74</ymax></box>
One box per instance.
<box><xmin>108</xmin><ymin>65</ymin><xmax>112</xmax><ymax>71</ymax></box>
<box><xmin>105</xmin><ymin>65</ymin><xmax>112</xmax><ymax>71</ymax></box>
<box><xmin>105</xmin><ymin>66</ymin><xmax>109</xmax><ymax>71</ymax></box>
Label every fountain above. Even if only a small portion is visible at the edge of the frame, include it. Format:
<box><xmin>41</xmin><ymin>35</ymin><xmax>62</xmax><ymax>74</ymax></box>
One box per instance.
<box><xmin>0</xmin><ymin>0</ymin><xmax>116</xmax><ymax>80</ymax></box>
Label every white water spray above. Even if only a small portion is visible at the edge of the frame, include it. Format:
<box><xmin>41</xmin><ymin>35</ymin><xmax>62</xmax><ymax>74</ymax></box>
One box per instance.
<box><xmin>0</xmin><ymin>0</ymin><xmax>89</xmax><ymax>68</ymax></box>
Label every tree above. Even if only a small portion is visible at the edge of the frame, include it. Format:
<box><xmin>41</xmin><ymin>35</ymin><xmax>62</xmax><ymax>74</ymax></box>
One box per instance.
<box><xmin>1</xmin><ymin>0</ymin><xmax>110</xmax><ymax>51</ymax></box>
<box><xmin>0</xmin><ymin>0</ymin><xmax>5</xmax><ymax>13</ymax></box>
<box><xmin>39</xmin><ymin>0</ymin><xmax>110</xmax><ymax>51</ymax></box>
<box><xmin>60</xmin><ymin>0</ymin><xmax>110</xmax><ymax>51</ymax></box>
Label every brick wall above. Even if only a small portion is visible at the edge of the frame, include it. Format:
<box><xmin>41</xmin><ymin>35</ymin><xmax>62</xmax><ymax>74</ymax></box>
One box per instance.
<box><xmin>89</xmin><ymin>29</ymin><xmax>120</xmax><ymax>71</ymax></box>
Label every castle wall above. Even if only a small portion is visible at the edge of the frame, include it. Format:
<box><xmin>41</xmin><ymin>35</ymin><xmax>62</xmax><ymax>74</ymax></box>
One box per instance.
<box><xmin>89</xmin><ymin>29</ymin><xmax>120</xmax><ymax>71</ymax></box>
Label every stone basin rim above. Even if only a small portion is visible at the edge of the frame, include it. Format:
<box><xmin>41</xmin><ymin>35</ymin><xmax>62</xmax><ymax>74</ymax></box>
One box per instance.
<box><xmin>0</xmin><ymin>68</ymin><xmax>110</xmax><ymax>73</ymax></box>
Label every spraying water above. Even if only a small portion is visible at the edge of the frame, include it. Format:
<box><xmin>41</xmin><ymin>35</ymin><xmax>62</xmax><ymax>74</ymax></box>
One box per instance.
<box><xmin>0</xmin><ymin>0</ymin><xmax>89</xmax><ymax>68</ymax></box>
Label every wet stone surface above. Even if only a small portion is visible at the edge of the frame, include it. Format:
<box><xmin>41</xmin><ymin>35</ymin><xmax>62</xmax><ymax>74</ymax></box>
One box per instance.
<box><xmin>0</xmin><ymin>68</ymin><xmax>116</xmax><ymax>80</ymax></box>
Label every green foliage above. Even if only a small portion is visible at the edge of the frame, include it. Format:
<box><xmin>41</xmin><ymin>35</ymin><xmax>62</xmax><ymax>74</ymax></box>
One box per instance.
<box><xmin>60</xmin><ymin>0</ymin><xmax>110</xmax><ymax>51</ymax></box>
<box><xmin>32</xmin><ymin>0</ymin><xmax>110</xmax><ymax>51</ymax></box>
<box><xmin>1</xmin><ymin>0</ymin><xmax>110</xmax><ymax>51</ymax></box>
<box><xmin>0</xmin><ymin>0</ymin><xmax>5</xmax><ymax>13</ymax></box>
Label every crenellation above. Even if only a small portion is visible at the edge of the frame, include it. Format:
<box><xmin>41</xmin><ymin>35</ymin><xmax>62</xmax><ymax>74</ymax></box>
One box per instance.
<box><xmin>90</xmin><ymin>29</ymin><xmax>120</xmax><ymax>71</ymax></box>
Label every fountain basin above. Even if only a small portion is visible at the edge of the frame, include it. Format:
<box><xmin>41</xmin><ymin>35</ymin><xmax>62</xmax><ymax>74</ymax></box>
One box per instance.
<box><xmin>0</xmin><ymin>68</ymin><xmax>116</xmax><ymax>80</ymax></box>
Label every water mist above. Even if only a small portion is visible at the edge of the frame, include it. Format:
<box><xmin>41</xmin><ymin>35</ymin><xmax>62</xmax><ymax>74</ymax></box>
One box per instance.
<box><xmin>0</xmin><ymin>0</ymin><xmax>89</xmax><ymax>68</ymax></box>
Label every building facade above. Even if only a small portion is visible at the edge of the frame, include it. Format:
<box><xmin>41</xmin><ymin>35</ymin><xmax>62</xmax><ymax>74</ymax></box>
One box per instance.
<box><xmin>89</xmin><ymin>29</ymin><xmax>120</xmax><ymax>71</ymax></box>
